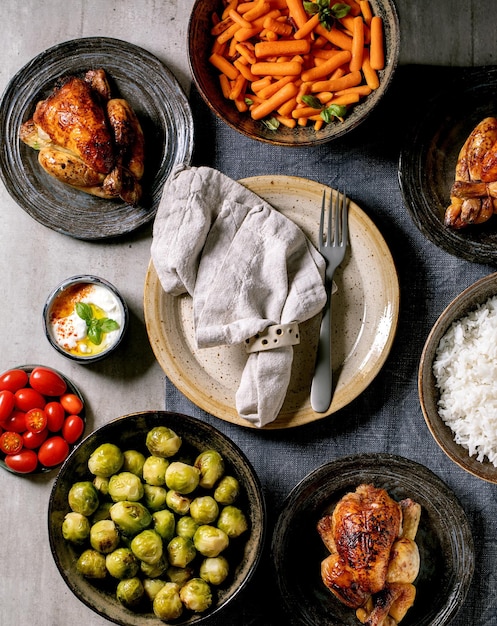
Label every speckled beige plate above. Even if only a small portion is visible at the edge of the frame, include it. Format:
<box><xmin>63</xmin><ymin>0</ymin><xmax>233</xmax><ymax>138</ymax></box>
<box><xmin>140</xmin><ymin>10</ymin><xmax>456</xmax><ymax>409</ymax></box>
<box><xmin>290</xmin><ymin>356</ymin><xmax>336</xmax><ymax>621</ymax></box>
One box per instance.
<box><xmin>144</xmin><ymin>176</ymin><xmax>399</xmax><ymax>429</ymax></box>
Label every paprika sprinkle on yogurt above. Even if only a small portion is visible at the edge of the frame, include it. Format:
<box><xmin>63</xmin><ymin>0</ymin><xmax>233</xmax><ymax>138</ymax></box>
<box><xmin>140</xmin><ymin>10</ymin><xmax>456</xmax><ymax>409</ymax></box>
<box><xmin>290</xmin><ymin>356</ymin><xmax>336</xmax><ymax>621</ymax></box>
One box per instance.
<box><xmin>48</xmin><ymin>282</ymin><xmax>123</xmax><ymax>358</ymax></box>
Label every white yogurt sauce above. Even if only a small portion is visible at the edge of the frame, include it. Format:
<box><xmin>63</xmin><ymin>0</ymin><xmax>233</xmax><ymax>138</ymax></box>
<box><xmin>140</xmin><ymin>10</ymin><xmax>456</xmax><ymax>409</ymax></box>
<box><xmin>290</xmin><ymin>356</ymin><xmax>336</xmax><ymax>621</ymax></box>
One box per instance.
<box><xmin>49</xmin><ymin>283</ymin><xmax>124</xmax><ymax>357</ymax></box>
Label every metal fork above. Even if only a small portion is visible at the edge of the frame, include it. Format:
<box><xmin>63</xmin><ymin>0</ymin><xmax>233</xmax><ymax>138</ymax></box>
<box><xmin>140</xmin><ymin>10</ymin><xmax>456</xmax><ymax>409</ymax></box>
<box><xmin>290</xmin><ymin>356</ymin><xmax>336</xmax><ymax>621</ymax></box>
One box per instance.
<box><xmin>310</xmin><ymin>189</ymin><xmax>348</xmax><ymax>413</ymax></box>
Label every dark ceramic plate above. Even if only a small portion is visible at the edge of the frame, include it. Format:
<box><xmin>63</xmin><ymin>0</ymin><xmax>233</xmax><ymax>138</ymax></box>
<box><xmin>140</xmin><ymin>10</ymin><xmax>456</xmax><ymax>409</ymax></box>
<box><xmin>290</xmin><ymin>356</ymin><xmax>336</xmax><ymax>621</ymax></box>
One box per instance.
<box><xmin>188</xmin><ymin>0</ymin><xmax>400</xmax><ymax>146</ymax></box>
<box><xmin>0</xmin><ymin>364</ymin><xmax>86</xmax><ymax>475</ymax></box>
<box><xmin>419</xmin><ymin>271</ymin><xmax>497</xmax><ymax>483</ymax></box>
<box><xmin>0</xmin><ymin>37</ymin><xmax>194</xmax><ymax>240</ymax></box>
<box><xmin>398</xmin><ymin>66</ymin><xmax>497</xmax><ymax>264</ymax></box>
<box><xmin>48</xmin><ymin>411</ymin><xmax>266</xmax><ymax>626</ymax></box>
<box><xmin>271</xmin><ymin>453</ymin><xmax>474</xmax><ymax>626</ymax></box>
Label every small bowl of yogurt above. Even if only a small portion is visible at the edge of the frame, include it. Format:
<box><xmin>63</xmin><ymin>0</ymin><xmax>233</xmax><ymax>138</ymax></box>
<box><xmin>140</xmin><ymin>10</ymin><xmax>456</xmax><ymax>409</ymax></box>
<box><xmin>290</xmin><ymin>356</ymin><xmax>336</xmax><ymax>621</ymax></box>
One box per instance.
<box><xmin>43</xmin><ymin>275</ymin><xmax>128</xmax><ymax>363</ymax></box>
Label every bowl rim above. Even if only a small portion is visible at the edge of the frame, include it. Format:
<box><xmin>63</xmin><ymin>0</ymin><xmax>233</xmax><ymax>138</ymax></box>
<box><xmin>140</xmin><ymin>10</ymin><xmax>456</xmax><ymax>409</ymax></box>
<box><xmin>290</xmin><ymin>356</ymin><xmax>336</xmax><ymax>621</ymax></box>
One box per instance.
<box><xmin>187</xmin><ymin>0</ymin><xmax>400</xmax><ymax>146</ymax></box>
<box><xmin>419</xmin><ymin>271</ymin><xmax>497</xmax><ymax>483</ymax></box>
<box><xmin>43</xmin><ymin>274</ymin><xmax>129</xmax><ymax>363</ymax></box>
<box><xmin>48</xmin><ymin>410</ymin><xmax>267</xmax><ymax>625</ymax></box>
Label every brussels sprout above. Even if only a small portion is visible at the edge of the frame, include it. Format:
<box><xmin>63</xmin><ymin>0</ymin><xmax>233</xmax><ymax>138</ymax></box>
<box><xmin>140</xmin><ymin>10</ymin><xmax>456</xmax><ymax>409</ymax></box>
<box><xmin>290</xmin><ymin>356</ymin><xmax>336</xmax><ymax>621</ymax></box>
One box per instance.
<box><xmin>214</xmin><ymin>475</ymin><xmax>240</xmax><ymax>505</ymax></box>
<box><xmin>152</xmin><ymin>509</ymin><xmax>176</xmax><ymax>541</ymax></box>
<box><xmin>142</xmin><ymin>455</ymin><xmax>169</xmax><ymax>486</ymax></box>
<box><xmin>143</xmin><ymin>484</ymin><xmax>168</xmax><ymax>511</ymax></box>
<box><xmin>167</xmin><ymin>536</ymin><xmax>196</xmax><ymax>568</ymax></box>
<box><xmin>167</xmin><ymin>564</ymin><xmax>194</xmax><ymax>586</ymax></box>
<box><xmin>179</xmin><ymin>577</ymin><xmax>213</xmax><ymax>612</ymax></box>
<box><xmin>92</xmin><ymin>501</ymin><xmax>113</xmax><ymax>523</ymax></box>
<box><xmin>165</xmin><ymin>461</ymin><xmax>200</xmax><ymax>494</ymax></box>
<box><xmin>217</xmin><ymin>505</ymin><xmax>249</xmax><ymax>538</ymax></box>
<box><xmin>110</xmin><ymin>501</ymin><xmax>152</xmax><ymax>536</ymax></box>
<box><xmin>199</xmin><ymin>556</ymin><xmax>229</xmax><ymax>586</ymax></box>
<box><xmin>166</xmin><ymin>490</ymin><xmax>191</xmax><ymax>516</ymax></box>
<box><xmin>194</xmin><ymin>449</ymin><xmax>225</xmax><ymax>489</ymax></box>
<box><xmin>146</xmin><ymin>426</ymin><xmax>182</xmax><ymax>458</ymax></box>
<box><xmin>153</xmin><ymin>582</ymin><xmax>183</xmax><ymax>621</ymax></box>
<box><xmin>116</xmin><ymin>577</ymin><xmax>144</xmax><ymax>607</ymax></box>
<box><xmin>90</xmin><ymin>519</ymin><xmax>120</xmax><ymax>553</ymax></box>
<box><xmin>176</xmin><ymin>515</ymin><xmax>199</xmax><ymax>540</ymax></box>
<box><xmin>140</xmin><ymin>554</ymin><xmax>168</xmax><ymax>578</ymax></box>
<box><xmin>131</xmin><ymin>529</ymin><xmax>163</xmax><ymax>565</ymax></box>
<box><xmin>93</xmin><ymin>475</ymin><xmax>110</xmax><ymax>496</ymax></box>
<box><xmin>190</xmin><ymin>496</ymin><xmax>219</xmax><ymax>525</ymax></box>
<box><xmin>68</xmin><ymin>481</ymin><xmax>100</xmax><ymax>516</ymax></box>
<box><xmin>105</xmin><ymin>547</ymin><xmax>139</xmax><ymax>579</ymax></box>
<box><xmin>143</xmin><ymin>578</ymin><xmax>166</xmax><ymax>602</ymax></box>
<box><xmin>76</xmin><ymin>549</ymin><xmax>107</xmax><ymax>579</ymax></box>
<box><xmin>122</xmin><ymin>449</ymin><xmax>146</xmax><ymax>477</ymax></box>
<box><xmin>193</xmin><ymin>525</ymin><xmax>229</xmax><ymax>557</ymax></box>
<box><xmin>88</xmin><ymin>443</ymin><xmax>124</xmax><ymax>477</ymax></box>
<box><xmin>62</xmin><ymin>512</ymin><xmax>90</xmax><ymax>544</ymax></box>
<box><xmin>108</xmin><ymin>471</ymin><xmax>144</xmax><ymax>502</ymax></box>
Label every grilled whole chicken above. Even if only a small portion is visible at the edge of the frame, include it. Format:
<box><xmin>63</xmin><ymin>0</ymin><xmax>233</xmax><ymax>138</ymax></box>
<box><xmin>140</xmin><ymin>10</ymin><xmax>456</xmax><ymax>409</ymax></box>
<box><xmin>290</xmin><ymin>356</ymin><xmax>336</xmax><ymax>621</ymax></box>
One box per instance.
<box><xmin>317</xmin><ymin>484</ymin><xmax>421</xmax><ymax>626</ymax></box>
<box><xmin>445</xmin><ymin>117</ymin><xmax>497</xmax><ymax>228</ymax></box>
<box><xmin>19</xmin><ymin>69</ymin><xmax>144</xmax><ymax>205</ymax></box>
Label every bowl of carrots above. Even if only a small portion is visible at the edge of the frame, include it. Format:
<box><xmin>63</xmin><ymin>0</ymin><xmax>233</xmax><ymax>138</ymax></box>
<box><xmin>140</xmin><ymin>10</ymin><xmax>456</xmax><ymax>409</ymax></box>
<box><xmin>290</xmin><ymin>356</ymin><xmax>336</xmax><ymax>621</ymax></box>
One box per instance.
<box><xmin>188</xmin><ymin>0</ymin><xmax>400</xmax><ymax>146</ymax></box>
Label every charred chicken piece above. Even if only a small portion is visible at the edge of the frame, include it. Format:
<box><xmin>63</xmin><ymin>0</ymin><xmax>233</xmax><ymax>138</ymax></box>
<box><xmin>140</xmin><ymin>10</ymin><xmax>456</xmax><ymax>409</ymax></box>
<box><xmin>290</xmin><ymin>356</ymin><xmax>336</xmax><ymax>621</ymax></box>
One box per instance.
<box><xmin>317</xmin><ymin>484</ymin><xmax>421</xmax><ymax>626</ymax></box>
<box><xmin>19</xmin><ymin>69</ymin><xmax>144</xmax><ymax>205</ymax></box>
<box><xmin>445</xmin><ymin>117</ymin><xmax>497</xmax><ymax>228</ymax></box>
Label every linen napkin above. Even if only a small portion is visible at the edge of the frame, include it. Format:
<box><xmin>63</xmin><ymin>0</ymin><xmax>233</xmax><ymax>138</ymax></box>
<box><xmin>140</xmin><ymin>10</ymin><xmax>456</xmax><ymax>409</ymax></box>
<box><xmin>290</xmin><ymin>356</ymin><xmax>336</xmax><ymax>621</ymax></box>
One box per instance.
<box><xmin>151</xmin><ymin>165</ymin><xmax>326</xmax><ymax>427</ymax></box>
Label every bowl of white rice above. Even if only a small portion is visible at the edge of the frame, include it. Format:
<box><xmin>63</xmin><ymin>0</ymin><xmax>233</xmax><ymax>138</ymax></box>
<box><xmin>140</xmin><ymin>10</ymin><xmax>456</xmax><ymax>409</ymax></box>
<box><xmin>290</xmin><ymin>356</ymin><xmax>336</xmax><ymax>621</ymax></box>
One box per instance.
<box><xmin>419</xmin><ymin>272</ymin><xmax>497</xmax><ymax>483</ymax></box>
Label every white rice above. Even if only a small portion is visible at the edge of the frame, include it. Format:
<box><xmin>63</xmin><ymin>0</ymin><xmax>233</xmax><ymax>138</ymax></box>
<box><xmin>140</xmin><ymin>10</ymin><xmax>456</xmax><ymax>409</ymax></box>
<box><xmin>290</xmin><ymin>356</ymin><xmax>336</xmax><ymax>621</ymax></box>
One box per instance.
<box><xmin>433</xmin><ymin>295</ymin><xmax>497</xmax><ymax>467</ymax></box>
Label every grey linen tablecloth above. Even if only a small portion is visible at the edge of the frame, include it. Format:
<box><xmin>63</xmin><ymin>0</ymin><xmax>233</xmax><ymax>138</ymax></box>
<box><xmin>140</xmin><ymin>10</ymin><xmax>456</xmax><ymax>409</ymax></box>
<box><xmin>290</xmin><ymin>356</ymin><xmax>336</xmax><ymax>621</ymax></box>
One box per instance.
<box><xmin>164</xmin><ymin>66</ymin><xmax>497</xmax><ymax>625</ymax></box>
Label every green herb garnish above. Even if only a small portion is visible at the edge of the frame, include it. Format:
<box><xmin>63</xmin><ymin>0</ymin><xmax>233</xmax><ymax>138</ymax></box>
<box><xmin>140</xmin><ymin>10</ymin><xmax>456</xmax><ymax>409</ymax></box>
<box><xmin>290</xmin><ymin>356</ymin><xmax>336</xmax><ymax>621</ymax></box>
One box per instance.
<box><xmin>262</xmin><ymin>117</ymin><xmax>281</xmax><ymax>131</ymax></box>
<box><xmin>75</xmin><ymin>302</ymin><xmax>120</xmax><ymax>346</ymax></box>
<box><xmin>301</xmin><ymin>95</ymin><xmax>324</xmax><ymax>109</ymax></box>
<box><xmin>303</xmin><ymin>1</ymin><xmax>351</xmax><ymax>30</ymax></box>
<box><xmin>320</xmin><ymin>104</ymin><xmax>348</xmax><ymax>123</ymax></box>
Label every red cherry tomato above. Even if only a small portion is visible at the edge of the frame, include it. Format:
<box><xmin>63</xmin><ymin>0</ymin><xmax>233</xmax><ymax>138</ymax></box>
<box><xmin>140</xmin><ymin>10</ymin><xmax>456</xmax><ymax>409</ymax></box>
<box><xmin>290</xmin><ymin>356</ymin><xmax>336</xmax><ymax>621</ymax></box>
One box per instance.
<box><xmin>23</xmin><ymin>428</ymin><xmax>48</xmax><ymax>449</ymax></box>
<box><xmin>2</xmin><ymin>410</ymin><xmax>26</xmax><ymax>433</ymax></box>
<box><xmin>60</xmin><ymin>393</ymin><xmax>83</xmax><ymax>415</ymax></box>
<box><xmin>25</xmin><ymin>408</ymin><xmax>48</xmax><ymax>434</ymax></box>
<box><xmin>0</xmin><ymin>368</ymin><xmax>29</xmax><ymax>393</ymax></box>
<box><xmin>45</xmin><ymin>401</ymin><xmax>66</xmax><ymax>432</ymax></box>
<box><xmin>5</xmin><ymin>449</ymin><xmax>38</xmax><ymax>473</ymax></box>
<box><xmin>37</xmin><ymin>436</ymin><xmax>69</xmax><ymax>467</ymax></box>
<box><xmin>62</xmin><ymin>415</ymin><xmax>85</xmax><ymax>444</ymax></box>
<box><xmin>0</xmin><ymin>431</ymin><xmax>23</xmax><ymax>455</ymax></box>
<box><xmin>0</xmin><ymin>389</ymin><xmax>15</xmax><ymax>423</ymax></box>
<box><xmin>14</xmin><ymin>387</ymin><xmax>46</xmax><ymax>412</ymax></box>
<box><xmin>29</xmin><ymin>367</ymin><xmax>67</xmax><ymax>397</ymax></box>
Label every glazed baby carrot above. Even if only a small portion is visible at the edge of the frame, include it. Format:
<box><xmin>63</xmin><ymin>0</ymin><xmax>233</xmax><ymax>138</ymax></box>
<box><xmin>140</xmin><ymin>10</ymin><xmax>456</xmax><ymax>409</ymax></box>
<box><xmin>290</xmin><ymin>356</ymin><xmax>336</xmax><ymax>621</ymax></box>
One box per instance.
<box><xmin>285</xmin><ymin>0</ymin><xmax>308</xmax><ymax>29</ymax></box>
<box><xmin>349</xmin><ymin>16</ymin><xmax>365</xmax><ymax>72</ymax></box>
<box><xmin>361</xmin><ymin>49</ymin><xmax>380</xmax><ymax>89</ymax></box>
<box><xmin>315</xmin><ymin>23</ymin><xmax>353</xmax><ymax>51</ymax></box>
<box><xmin>369</xmin><ymin>16</ymin><xmax>384</xmax><ymax>69</ymax></box>
<box><xmin>310</xmin><ymin>70</ymin><xmax>362</xmax><ymax>93</ymax></box>
<box><xmin>254</xmin><ymin>38</ymin><xmax>310</xmax><ymax>57</ymax></box>
<box><xmin>301</xmin><ymin>50</ymin><xmax>352</xmax><ymax>82</ymax></box>
<box><xmin>263</xmin><ymin>16</ymin><xmax>293</xmax><ymax>37</ymax></box>
<box><xmin>209</xmin><ymin>53</ymin><xmax>239</xmax><ymax>80</ymax></box>
<box><xmin>243</xmin><ymin>0</ymin><xmax>270</xmax><ymax>21</ymax></box>
<box><xmin>293</xmin><ymin>12</ymin><xmax>320</xmax><ymax>40</ymax></box>
<box><xmin>250</xmin><ymin>81</ymin><xmax>299</xmax><ymax>119</ymax></box>
<box><xmin>359</xmin><ymin>0</ymin><xmax>373</xmax><ymax>25</ymax></box>
<box><xmin>251</xmin><ymin>60</ymin><xmax>302</xmax><ymax>75</ymax></box>
<box><xmin>228</xmin><ymin>8</ymin><xmax>252</xmax><ymax>29</ymax></box>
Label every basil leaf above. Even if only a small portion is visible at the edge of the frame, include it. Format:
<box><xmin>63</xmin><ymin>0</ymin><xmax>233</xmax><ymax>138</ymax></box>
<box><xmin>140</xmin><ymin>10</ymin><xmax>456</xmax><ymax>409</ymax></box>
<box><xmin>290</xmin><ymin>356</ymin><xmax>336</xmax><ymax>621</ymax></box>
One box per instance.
<box><xmin>262</xmin><ymin>117</ymin><xmax>280</xmax><ymax>131</ymax></box>
<box><xmin>99</xmin><ymin>318</ymin><xmax>120</xmax><ymax>333</ymax></box>
<box><xmin>303</xmin><ymin>1</ymin><xmax>319</xmax><ymax>15</ymax></box>
<box><xmin>302</xmin><ymin>95</ymin><xmax>323</xmax><ymax>109</ymax></box>
<box><xmin>75</xmin><ymin>301</ymin><xmax>93</xmax><ymax>322</ymax></box>
<box><xmin>320</xmin><ymin>104</ymin><xmax>348</xmax><ymax>123</ymax></box>
<box><xmin>331</xmin><ymin>3</ymin><xmax>352</xmax><ymax>19</ymax></box>
<box><xmin>88</xmin><ymin>320</ymin><xmax>103</xmax><ymax>345</ymax></box>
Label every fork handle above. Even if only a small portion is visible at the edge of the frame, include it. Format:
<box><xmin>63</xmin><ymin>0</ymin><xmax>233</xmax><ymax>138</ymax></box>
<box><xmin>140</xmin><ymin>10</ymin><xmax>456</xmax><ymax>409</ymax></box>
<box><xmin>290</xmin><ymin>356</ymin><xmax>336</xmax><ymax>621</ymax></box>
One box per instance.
<box><xmin>310</xmin><ymin>297</ymin><xmax>333</xmax><ymax>413</ymax></box>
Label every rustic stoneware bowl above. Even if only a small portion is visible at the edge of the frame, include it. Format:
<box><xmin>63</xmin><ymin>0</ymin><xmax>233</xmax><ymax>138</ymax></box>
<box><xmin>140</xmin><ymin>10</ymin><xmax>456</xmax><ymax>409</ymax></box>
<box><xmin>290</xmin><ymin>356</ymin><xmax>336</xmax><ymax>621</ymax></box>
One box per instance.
<box><xmin>272</xmin><ymin>453</ymin><xmax>474</xmax><ymax>626</ymax></box>
<box><xmin>48</xmin><ymin>411</ymin><xmax>266</xmax><ymax>626</ymax></box>
<box><xmin>188</xmin><ymin>0</ymin><xmax>400</xmax><ymax>146</ymax></box>
<box><xmin>419</xmin><ymin>271</ymin><xmax>497</xmax><ymax>484</ymax></box>
<box><xmin>43</xmin><ymin>275</ymin><xmax>129</xmax><ymax>364</ymax></box>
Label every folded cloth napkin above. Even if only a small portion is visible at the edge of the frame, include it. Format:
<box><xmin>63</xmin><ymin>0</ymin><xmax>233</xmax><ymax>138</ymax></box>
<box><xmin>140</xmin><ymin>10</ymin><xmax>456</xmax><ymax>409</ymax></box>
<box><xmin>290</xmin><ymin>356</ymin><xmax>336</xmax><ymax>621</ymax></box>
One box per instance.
<box><xmin>151</xmin><ymin>165</ymin><xmax>326</xmax><ymax>427</ymax></box>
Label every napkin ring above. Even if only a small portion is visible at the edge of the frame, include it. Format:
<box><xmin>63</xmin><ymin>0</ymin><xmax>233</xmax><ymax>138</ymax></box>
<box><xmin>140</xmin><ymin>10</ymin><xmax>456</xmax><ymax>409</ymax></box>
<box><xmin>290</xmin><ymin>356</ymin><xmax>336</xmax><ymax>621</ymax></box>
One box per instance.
<box><xmin>245</xmin><ymin>322</ymin><xmax>300</xmax><ymax>353</ymax></box>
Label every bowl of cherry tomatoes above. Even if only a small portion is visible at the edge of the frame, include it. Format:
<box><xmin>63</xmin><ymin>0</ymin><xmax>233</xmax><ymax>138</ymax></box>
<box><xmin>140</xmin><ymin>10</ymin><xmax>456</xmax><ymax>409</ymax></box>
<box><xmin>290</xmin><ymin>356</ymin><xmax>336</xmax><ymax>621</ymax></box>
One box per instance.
<box><xmin>0</xmin><ymin>365</ymin><xmax>86</xmax><ymax>475</ymax></box>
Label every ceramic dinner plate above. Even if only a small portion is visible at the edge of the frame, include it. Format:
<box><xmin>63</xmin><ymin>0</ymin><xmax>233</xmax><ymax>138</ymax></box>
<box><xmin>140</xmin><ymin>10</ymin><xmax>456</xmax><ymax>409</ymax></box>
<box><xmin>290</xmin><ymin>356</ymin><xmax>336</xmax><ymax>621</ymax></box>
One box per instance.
<box><xmin>399</xmin><ymin>66</ymin><xmax>497</xmax><ymax>265</ymax></box>
<box><xmin>271</xmin><ymin>453</ymin><xmax>474</xmax><ymax>626</ymax></box>
<box><xmin>144</xmin><ymin>175</ymin><xmax>399</xmax><ymax>429</ymax></box>
<box><xmin>0</xmin><ymin>37</ymin><xmax>194</xmax><ymax>240</ymax></box>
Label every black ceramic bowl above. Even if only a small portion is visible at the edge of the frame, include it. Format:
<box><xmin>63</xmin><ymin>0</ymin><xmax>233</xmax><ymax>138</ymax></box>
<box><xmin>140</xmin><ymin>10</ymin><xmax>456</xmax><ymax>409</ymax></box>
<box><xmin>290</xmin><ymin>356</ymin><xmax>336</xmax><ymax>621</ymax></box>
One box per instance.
<box><xmin>188</xmin><ymin>0</ymin><xmax>400</xmax><ymax>146</ymax></box>
<box><xmin>48</xmin><ymin>411</ymin><xmax>266</xmax><ymax>625</ymax></box>
<box><xmin>419</xmin><ymin>272</ymin><xmax>497</xmax><ymax>483</ymax></box>
<box><xmin>271</xmin><ymin>453</ymin><xmax>474</xmax><ymax>626</ymax></box>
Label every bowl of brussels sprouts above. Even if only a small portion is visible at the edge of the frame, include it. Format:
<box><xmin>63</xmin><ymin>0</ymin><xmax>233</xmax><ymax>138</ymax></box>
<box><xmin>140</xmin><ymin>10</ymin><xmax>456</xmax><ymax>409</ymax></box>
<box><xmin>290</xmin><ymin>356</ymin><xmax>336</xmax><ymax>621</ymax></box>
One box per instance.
<box><xmin>48</xmin><ymin>411</ymin><xmax>266</xmax><ymax>625</ymax></box>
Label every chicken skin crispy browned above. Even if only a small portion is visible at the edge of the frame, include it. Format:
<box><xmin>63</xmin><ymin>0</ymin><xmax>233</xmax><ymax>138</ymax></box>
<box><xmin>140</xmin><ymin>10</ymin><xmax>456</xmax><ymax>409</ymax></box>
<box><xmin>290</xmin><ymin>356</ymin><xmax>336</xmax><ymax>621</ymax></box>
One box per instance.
<box><xmin>19</xmin><ymin>69</ymin><xmax>144</xmax><ymax>205</ymax></box>
<box><xmin>317</xmin><ymin>484</ymin><xmax>421</xmax><ymax>626</ymax></box>
<box><xmin>445</xmin><ymin>117</ymin><xmax>497</xmax><ymax>228</ymax></box>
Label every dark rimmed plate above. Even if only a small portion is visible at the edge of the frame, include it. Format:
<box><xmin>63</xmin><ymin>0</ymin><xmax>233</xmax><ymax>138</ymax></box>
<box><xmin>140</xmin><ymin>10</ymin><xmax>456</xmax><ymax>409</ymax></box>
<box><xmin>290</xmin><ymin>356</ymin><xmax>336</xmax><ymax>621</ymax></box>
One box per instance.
<box><xmin>398</xmin><ymin>66</ymin><xmax>497</xmax><ymax>264</ymax></box>
<box><xmin>271</xmin><ymin>453</ymin><xmax>474</xmax><ymax>626</ymax></box>
<box><xmin>0</xmin><ymin>37</ymin><xmax>194</xmax><ymax>240</ymax></box>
